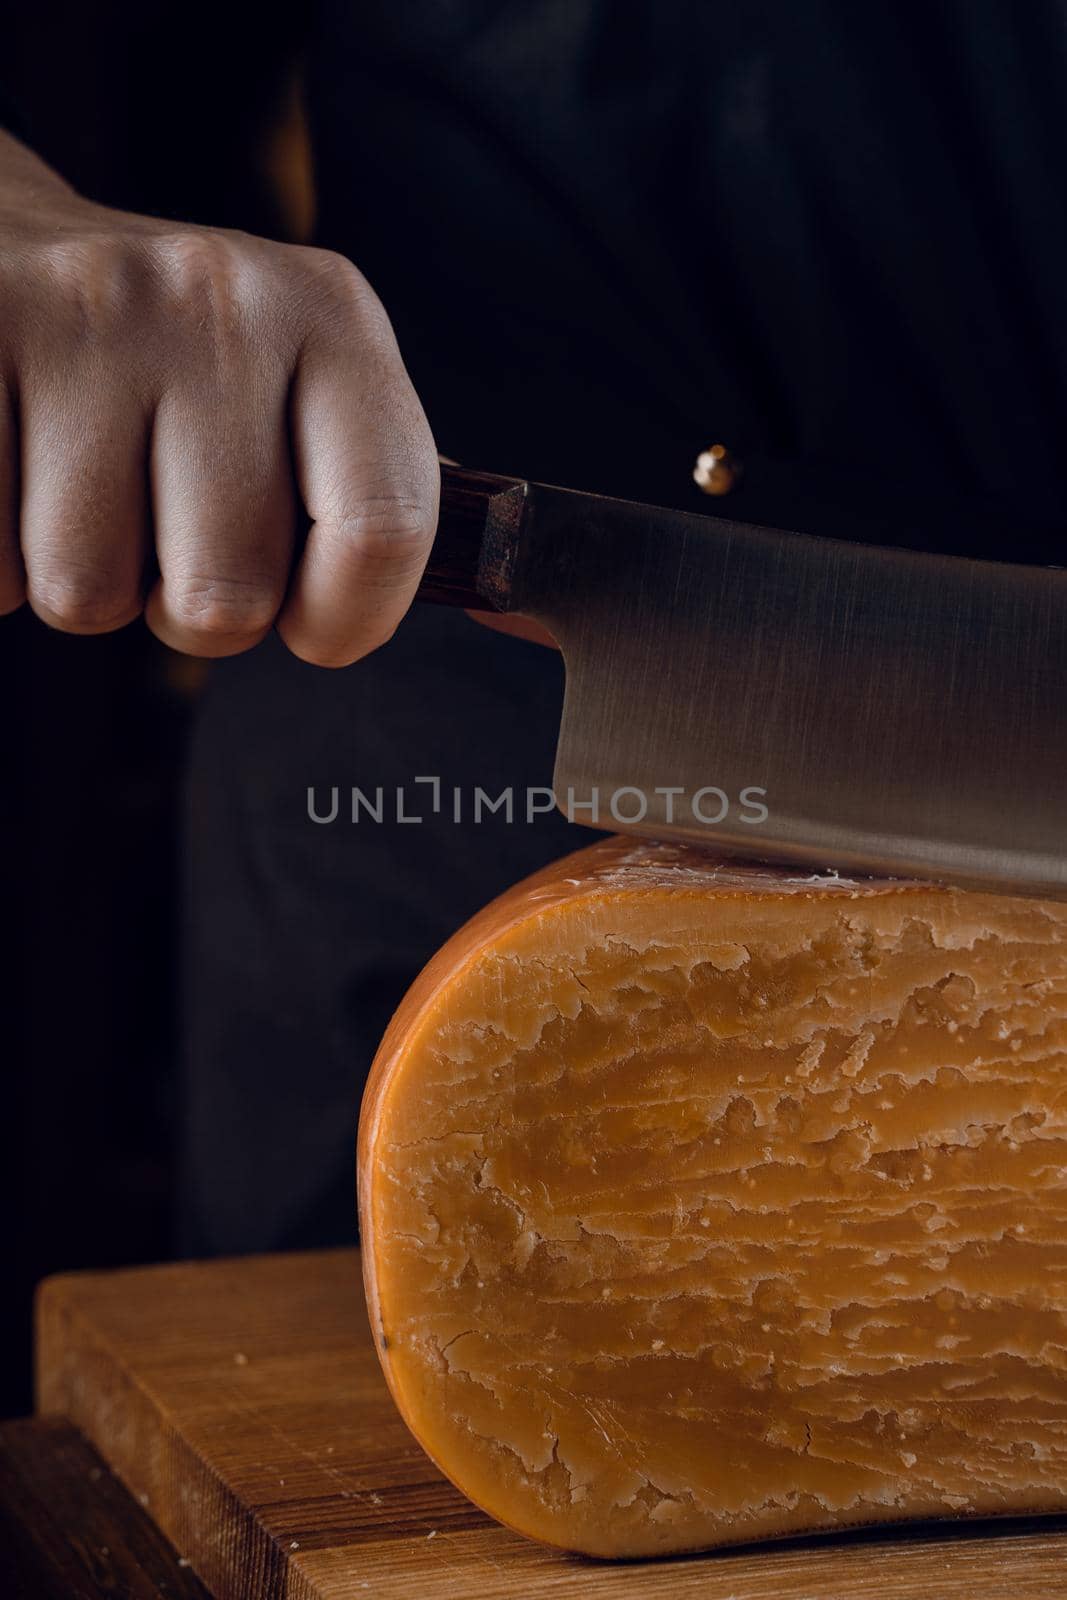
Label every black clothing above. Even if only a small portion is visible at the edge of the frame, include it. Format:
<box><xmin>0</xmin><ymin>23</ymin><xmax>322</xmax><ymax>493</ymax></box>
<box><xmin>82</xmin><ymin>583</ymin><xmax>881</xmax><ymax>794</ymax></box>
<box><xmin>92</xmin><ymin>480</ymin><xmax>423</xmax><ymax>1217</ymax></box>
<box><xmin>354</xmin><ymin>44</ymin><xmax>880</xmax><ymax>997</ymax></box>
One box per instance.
<box><xmin>183</xmin><ymin>1</ymin><xmax>1067</xmax><ymax>1248</ymax></box>
<box><xmin>312</xmin><ymin>0</ymin><xmax>1067</xmax><ymax>547</ymax></box>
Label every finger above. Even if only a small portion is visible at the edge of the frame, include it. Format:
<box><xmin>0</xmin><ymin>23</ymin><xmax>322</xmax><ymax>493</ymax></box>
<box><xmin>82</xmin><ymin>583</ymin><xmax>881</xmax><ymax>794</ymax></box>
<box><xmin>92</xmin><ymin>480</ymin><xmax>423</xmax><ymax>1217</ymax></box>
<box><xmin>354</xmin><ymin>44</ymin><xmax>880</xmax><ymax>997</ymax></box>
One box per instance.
<box><xmin>144</xmin><ymin>369</ymin><xmax>297</xmax><ymax>658</ymax></box>
<box><xmin>276</xmin><ymin>305</ymin><xmax>438</xmax><ymax>668</ymax></box>
<box><xmin>20</xmin><ymin>364</ymin><xmax>148</xmax><ymax>633</ymax></box>
<box><xmin>0</xmin><ymin>380</ymin><xmax>23</xmax><ymax>616</ymax></box>
<box><xmin>466</xmin><ymin>610</ymin><xmax>560</xmax><ymax>648</ymax></box>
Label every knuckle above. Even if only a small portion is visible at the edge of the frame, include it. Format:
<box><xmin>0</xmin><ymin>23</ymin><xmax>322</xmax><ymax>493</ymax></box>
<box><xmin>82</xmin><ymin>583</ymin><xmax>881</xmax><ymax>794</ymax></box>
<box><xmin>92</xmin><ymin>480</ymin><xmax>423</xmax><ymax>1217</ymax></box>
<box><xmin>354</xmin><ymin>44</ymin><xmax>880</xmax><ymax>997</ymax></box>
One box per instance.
<box><xmin>150</xmin><ymin>229</ymin><xmax>236</xmax><ymax>291</ymax></box>
<box><xmin>30</xmin><ymin>563</ymin><xmax>137</xmax><ymax>631</ymax></box>
<box><xmin>293</xmin><ymin>247</ymin><xmax>390</xmax><ymax>335</ymax></box>
<box><xmin>166</xmin><ymin>573</ymin><xmax>280</xmax><ymax>638</ymax></box>
<box><xmin>37</xmin><ymin>235</ymin><xmax>144</xmax><ymax>341</ymax></box>
<box><xmin>148</xmin><ymin>229</ymin><xmax>263</xmax><ymax>343</ymax></box>
<box><xmin>333</xmin><ymin>491</ymin><xmax>436</xmax><ymax>571</ymax></box>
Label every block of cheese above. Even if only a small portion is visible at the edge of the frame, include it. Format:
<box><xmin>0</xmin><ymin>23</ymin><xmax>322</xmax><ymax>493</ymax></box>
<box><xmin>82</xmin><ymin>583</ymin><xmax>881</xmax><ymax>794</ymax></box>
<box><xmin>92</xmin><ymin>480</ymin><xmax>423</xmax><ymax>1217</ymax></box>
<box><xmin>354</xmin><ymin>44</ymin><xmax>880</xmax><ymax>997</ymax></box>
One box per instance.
<box><xmin>359</xmin><ymin>837</ymin><xmax>1067</xmax><ymax>1558</ymax></box>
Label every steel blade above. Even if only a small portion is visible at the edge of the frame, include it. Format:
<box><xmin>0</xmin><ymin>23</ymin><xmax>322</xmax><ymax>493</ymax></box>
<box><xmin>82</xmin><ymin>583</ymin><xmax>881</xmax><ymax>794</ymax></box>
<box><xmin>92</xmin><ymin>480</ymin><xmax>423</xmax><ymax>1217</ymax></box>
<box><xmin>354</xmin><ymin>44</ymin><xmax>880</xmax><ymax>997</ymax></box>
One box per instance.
<box><xmin>511</xmin><ymin>486</ymin><xmax>1067</xmax><ymax>898</ymax></box>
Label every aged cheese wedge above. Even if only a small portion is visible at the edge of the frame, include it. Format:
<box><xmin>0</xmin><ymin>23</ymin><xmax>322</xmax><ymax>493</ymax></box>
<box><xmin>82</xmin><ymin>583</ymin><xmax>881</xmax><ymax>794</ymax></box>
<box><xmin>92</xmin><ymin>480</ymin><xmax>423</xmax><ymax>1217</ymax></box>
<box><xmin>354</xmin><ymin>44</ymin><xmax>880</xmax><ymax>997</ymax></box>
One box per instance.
<box><xmin>359</xmin><ymin>837</ymin><xmax>1067</xmax><ymax>1557</ymax></box>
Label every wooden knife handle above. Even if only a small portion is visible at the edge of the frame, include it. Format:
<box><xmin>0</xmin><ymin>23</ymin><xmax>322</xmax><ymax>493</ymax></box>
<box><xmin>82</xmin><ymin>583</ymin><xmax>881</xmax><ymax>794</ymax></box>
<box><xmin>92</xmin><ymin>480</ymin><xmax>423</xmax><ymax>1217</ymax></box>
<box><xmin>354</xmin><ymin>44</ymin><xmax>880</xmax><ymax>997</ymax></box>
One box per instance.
<box><xmin>416</xmin><ymin>463</ymin><xmax>531</xmax><ymax>611</ymax></box>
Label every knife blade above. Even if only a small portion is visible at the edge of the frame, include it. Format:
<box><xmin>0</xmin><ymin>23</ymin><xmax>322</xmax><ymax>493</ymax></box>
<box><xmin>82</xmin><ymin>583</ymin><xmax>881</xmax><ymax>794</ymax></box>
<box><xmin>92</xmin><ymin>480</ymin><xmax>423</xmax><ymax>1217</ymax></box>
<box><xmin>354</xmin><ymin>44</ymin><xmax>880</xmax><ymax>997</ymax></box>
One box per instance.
<box><xmin>418</xmin><ymin>463</ymin><xmax>1067</xmax><ymax>899</ymax></box>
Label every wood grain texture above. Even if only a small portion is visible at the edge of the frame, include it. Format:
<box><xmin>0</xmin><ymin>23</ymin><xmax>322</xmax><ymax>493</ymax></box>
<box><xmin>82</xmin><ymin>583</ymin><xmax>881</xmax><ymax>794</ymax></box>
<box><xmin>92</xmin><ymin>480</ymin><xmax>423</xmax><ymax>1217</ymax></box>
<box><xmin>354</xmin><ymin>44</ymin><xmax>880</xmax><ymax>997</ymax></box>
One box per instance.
<box><xmin>35</xmin><ymin>1250</ymin><xmax>1067</xmax><ymax>1599</ymax></box>
<box><xmin>0</xmin><ymin>1416</ymin><xmax>211</xmax><ymax>1599</ymax></box>
<box><xmin>417</xmin><ymin>464</ymin><xmax>528</xmax><ymax>610</ymax></box>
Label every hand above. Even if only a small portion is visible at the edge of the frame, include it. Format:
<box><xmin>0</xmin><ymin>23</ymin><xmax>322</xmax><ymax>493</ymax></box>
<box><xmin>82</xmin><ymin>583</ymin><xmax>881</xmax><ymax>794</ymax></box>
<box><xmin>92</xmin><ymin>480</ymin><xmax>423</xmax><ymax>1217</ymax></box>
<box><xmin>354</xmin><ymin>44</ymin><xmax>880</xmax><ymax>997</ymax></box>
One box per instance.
<box><xmin>0</xmin><ymin>132</ymin><xmax>439</xmax><ymax>664</ymax></box>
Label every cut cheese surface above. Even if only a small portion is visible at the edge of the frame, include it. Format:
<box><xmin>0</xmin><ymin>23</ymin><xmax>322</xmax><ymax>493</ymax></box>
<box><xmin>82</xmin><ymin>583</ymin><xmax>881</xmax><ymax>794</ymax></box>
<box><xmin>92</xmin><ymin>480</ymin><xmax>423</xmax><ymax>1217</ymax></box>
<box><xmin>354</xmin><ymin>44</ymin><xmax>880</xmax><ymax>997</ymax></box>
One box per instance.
<box><xmin>358</xmin><ymin>838</ymin><xmax>1067</xmax><ymax>1558</ymax></box>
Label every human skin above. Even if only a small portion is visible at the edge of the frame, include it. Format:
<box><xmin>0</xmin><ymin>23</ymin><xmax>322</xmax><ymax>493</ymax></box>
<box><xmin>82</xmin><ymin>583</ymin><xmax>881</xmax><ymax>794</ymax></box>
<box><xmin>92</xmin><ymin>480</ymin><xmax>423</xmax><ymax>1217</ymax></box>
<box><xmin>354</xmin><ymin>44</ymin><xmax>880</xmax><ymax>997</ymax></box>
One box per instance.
<box><xmin>0</xmin><ymin>127</ymin><xmax>442</xmax><ymax>665</ymax></box>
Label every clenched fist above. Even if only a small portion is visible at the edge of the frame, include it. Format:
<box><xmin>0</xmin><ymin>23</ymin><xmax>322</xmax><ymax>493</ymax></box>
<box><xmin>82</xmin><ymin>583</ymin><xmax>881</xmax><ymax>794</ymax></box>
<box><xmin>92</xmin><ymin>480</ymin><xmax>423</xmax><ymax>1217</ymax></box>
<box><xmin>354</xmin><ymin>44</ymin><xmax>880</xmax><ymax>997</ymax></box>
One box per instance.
<box><xmin>0</xmin><ymin>131</ymin><xmax>439</xmax><ymax>664</ymax></box>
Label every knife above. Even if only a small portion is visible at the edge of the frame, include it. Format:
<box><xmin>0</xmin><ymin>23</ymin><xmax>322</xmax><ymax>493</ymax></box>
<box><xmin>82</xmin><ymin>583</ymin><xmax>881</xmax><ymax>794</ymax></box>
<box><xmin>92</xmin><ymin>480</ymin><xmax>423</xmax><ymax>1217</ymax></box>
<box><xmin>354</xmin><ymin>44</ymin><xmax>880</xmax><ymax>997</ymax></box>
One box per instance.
<box><xmin>417</xmin><ymin>463</ymin><xmax>1067</xmax><ymax>899</ymax></box>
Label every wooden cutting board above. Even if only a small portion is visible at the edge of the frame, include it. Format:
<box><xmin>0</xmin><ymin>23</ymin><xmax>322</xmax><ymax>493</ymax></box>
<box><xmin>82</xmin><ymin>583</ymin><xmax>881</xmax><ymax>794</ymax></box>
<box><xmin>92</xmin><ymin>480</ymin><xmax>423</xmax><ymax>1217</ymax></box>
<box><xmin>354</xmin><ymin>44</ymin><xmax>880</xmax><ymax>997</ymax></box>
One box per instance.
<box><xmin>36</xmin><ymin>1249</ymin><xmax>1067</xmax><ymax>1600</ymax></box>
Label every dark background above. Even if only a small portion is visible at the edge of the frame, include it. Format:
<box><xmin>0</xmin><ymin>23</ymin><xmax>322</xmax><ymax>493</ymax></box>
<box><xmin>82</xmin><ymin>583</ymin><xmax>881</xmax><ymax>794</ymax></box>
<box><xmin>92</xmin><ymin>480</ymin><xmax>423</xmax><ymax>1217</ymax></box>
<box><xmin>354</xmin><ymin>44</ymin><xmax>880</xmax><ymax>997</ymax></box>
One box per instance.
<box><xmin>2</xmin><ymin>0</ymin><xmax>302</xmax><ymax>1418</ymax></box>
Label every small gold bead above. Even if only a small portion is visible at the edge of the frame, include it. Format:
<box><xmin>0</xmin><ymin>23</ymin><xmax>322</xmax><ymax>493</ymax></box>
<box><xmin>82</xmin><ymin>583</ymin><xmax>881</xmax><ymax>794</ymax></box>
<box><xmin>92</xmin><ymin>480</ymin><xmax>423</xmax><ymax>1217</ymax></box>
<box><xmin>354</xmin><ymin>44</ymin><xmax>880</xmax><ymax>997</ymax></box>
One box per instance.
<box><xmin>693</xmin><ymin>442</ymin><xmax>739</xmax><ymax>496</ymax></box>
